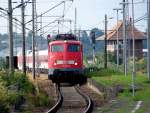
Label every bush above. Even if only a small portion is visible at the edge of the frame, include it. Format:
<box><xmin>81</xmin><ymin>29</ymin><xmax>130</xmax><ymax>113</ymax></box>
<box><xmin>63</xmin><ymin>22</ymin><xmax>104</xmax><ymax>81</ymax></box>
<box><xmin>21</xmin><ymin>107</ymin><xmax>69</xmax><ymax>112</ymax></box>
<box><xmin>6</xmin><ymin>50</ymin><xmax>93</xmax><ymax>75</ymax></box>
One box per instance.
<box><xmin>0</xmin><ymin>71</ymin><xmax>35</xmax><ymax>93</ymax></box>
<box><xmin>27</xmin><ymin>92</ymin><xmax>50</xmax><ymax>107</ymax></box>
<box><xmin>0</xmin><ymin>71</ymin><xmax>35</xmax><ymax>111</ymax></box>
<box><xmin>0</xmin><ymin>71</ymin><xmax>51</xmax><ymax>111</ymax></box>
<box><xmin>0</xmin><ymin>57</ymin><xmax>7</xmax><ymax>70</ymax></box>
<box><xmin>136</xmin><ymin>58</ymin><xmax>147</xmax><ymax>73</ymax></box>
<box><xmin>0</xmin><ymin>83</ymin><xmax>10</xmax><ymax>113</ymax></box>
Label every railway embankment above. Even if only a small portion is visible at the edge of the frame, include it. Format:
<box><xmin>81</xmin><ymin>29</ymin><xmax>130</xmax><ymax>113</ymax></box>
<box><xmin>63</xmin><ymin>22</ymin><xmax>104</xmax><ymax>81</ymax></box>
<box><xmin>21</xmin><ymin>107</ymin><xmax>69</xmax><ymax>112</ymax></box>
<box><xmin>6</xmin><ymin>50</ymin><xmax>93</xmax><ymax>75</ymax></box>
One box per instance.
<box><xmin>87</xmin><ymin>79</ymin><xmax>123</xmax><ymax>101</ymax></box>
<box><xmin>86</xmin><ymin>68</ymin><xmax>150</xmax><ymax>113</ymax></box>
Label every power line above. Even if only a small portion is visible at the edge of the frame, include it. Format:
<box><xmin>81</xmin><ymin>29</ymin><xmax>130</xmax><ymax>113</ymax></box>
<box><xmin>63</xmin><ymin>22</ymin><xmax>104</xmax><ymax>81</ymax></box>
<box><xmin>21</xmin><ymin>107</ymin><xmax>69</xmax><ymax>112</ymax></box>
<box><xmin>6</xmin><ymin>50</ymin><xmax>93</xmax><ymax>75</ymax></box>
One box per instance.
<box><xmin>25</xmin><ymin>1</ymin><xmax>65</xmax><ymax>24</ymax></box>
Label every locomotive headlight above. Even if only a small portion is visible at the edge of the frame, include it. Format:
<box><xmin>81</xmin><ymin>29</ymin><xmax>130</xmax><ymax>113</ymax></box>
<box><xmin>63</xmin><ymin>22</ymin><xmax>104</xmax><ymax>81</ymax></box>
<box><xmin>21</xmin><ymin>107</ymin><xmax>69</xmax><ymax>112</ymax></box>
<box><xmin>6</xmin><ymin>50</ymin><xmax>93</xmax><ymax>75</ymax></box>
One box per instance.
<box><xmin>54</xmin><ymin>62</ymin><xmax>57</xmax><ymax>65</ymax></box>
<box><xmin>74</xmin><ymin>62</ymin><xmax>78</xmax><ymax>65</ymax></box>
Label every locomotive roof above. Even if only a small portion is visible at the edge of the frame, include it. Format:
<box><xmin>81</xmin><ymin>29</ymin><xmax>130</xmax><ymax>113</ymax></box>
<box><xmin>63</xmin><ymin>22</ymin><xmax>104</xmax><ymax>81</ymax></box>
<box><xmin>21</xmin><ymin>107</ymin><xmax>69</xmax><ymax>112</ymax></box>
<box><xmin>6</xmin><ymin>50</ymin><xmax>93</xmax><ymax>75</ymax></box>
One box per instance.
<box><xmin>47</xmin><ymin>34</ymin><xmax>78</xmax><ymax>42</ymax></box>
<box><xmin>49</xmin><ymin>40</ymin><xmax>82</xmax><ymax>45</ymax></box>
<box><xmin>54</xmin><ymin>34</ymin><xmax>77</xmax><ymax>40</ymax></box>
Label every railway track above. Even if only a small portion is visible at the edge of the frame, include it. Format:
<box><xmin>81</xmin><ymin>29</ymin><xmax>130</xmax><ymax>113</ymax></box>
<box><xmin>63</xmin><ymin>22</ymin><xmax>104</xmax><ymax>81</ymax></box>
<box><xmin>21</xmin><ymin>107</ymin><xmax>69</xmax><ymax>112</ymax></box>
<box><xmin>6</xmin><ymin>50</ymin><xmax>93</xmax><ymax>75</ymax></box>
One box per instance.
<box><xmin>75</xmin><ymin>86</ymin><xmax>93</xmax><ymax>113</ymax></box>
<box><xmin>27</xmin><ymin>74</ymin><xmax>94</xmax><ymax>113</ymax></box>
<box><xmin>46</xmin><ymin>85</ymin><xmax>93</xmax><ymax>113</ymax></box>
<box><xmin>46</xmin><ymin>84</ymin><xmax>63</xmax><ymax>113</ymax></box>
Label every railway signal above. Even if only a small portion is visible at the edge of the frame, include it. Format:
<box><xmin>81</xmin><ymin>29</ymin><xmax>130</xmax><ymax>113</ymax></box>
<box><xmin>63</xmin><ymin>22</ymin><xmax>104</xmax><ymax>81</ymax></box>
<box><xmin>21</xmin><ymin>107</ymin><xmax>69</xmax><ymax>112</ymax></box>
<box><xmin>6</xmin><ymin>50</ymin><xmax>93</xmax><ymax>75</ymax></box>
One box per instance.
<box><xmin>90</xmin><ymin>31</ymin><xmax>96</xmax><ymax>44</ymax></box>
<box><xmin>90</xmin><ymin>31</ymin><xmax>96</xmax><ymax>64</ymax></box>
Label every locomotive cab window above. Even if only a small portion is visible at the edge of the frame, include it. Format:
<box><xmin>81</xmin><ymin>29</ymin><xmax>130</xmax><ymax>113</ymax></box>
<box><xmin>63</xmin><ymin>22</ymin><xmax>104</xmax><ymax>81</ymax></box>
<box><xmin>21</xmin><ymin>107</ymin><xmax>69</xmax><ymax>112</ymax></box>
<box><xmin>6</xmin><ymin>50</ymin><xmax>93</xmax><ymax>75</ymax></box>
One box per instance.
<box><xmin>68</xmin><ymin>44</ymin><xmax>80</xmax><ymax>52</ymax></box>
<box><xmin>51</xmin><ymin>44</ymin><xmax>64</xmax><ymax>52</ymax></box>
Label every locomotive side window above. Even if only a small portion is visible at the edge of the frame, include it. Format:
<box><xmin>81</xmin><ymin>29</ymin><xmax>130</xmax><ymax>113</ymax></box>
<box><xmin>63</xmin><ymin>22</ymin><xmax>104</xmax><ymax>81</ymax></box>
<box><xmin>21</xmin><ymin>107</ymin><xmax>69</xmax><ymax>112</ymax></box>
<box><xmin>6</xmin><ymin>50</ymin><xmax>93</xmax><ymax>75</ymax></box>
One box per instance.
<box><xmin>51</xmin><ymin>45</ymin><xmax>64</xmax><ymax>52</ymax></box>
<box><xmin>68</xmin><ymin>44</ymin><xmax>80</xmax><ymax>52</ymax></box>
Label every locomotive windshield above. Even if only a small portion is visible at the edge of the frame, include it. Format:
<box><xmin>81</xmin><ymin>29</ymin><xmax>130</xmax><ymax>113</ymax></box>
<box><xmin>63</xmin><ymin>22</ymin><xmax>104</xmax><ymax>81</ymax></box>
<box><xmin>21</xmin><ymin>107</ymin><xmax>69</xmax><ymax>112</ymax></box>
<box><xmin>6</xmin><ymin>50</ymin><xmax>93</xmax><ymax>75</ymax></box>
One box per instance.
<box><xmin>68</xmin><ymin>44</ymin><xmax>80</xmax><ymax>52</ymax></box>
<box><xmin>51</xmin><ymin>44</ymin><xmax>64</xmax><ymax>52</ymax></box>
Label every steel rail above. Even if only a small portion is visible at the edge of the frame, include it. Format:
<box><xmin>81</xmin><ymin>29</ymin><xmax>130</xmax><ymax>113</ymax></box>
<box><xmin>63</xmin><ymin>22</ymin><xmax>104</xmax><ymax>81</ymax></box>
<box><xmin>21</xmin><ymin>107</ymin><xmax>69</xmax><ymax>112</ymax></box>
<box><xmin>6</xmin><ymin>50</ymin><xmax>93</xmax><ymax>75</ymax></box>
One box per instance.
<box><xmin>46</xmin><ymin>84</ymin><xmax>63</xmax><ymax>113</ymax></box>
<box><xmin>75</xmin><ymin>86</ymin><xmax>93</xmax><ymax>113</ymax></box>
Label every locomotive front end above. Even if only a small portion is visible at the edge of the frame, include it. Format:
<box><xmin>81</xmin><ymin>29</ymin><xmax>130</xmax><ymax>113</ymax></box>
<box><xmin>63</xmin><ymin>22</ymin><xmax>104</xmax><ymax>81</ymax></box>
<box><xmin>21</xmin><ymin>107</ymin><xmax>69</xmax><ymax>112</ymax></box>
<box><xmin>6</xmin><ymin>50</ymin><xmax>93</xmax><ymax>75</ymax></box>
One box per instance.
<box><xmin>48</xmin><ymin>34</ymin><xmax>86</xmax><ymax>84</ymax></box>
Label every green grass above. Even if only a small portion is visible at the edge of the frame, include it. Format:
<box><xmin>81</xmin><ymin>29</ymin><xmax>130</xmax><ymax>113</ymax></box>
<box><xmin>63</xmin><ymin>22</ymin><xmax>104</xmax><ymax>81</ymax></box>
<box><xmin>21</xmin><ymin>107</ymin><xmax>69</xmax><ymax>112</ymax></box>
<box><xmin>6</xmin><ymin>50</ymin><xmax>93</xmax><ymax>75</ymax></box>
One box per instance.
<box><xmin>90</xmin><ymin>69</ymin><xmax>146</xmax><ymax>87</ymax></box>
<box><xmin>0</xmin><ymin>70</ymin><xmax>51</xmax><ymax>112</ymax></box>
<box><xmin>90</xmin><ymin>68</ymin><xmax>150</xmax><ymax>100</ymax></box>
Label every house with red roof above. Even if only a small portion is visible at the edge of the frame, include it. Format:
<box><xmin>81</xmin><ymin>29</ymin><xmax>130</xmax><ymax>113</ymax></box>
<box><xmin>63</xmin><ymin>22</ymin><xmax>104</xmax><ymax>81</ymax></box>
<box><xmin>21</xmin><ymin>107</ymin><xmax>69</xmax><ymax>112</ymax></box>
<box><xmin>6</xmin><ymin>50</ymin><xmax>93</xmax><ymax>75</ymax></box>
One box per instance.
<box><xmin>96</xmin><ymin>20</ymin><xmax>146</xmax><ymax>59</ymax></box>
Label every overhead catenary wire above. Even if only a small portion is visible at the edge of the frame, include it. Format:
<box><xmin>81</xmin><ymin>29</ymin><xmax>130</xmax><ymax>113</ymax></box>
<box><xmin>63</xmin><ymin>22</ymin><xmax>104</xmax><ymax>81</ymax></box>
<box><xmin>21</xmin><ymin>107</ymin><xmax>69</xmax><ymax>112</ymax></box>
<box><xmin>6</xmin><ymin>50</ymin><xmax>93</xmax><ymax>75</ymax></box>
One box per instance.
<box><xmin>40</xmin><ymin>24</ymin><xmax>58</xmax><ymax>35</ymax></box>
<box><xmin>0</xmin><ymin>10</ymin><xmax>31</xmax><ymax>31</ymax></box>
<box><xmin>12</xmin><ymin>0</ymin><xmax>31</xmax><ymax>10</ymax></box>
<box><xmin>25</xmin><ymin>1</ymin><xmax>65</xmax><ymax>25</ymax></box>
<box><xmin>36</xmin><ymin>0</ymin><xmax>73</xmax><ymax>35</ymax></box>
<box><xmin>36</xmin><ymin>16</ymin><xmax>63</xmax><ymax>32</ymax></box>
<box><xmin>25</xmin><ymin>0</ymin><xmax>73</xmax><ymax>35</ymax></box>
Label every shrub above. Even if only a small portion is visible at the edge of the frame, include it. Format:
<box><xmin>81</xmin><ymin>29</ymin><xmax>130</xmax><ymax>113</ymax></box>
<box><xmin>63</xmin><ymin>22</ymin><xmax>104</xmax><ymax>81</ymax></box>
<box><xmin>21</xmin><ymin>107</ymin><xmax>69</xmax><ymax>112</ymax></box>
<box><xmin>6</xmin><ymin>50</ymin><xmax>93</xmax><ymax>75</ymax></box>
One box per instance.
<box><xmin>27</xmin><ymin>92</ymin><xmax>50</xmax><ymax>107</ymax></box>
<box><xmin>0</xmin><ymin>71</ymin><xmax>35</xmax><ymax>93</ymax></box>
<box><xmin>0</xmin><ymin>71</ymin><xmax>51</xmax><ymax>111</ymax></box>
<box><xmin>136</xmin><ymin>58</ymin><xmax>147</xmax><ymax>73</ymax></box>
<box><xmin>0</xmin><ymin>83</ymin><xmax>10</xmax><ymax>113</ymax></box>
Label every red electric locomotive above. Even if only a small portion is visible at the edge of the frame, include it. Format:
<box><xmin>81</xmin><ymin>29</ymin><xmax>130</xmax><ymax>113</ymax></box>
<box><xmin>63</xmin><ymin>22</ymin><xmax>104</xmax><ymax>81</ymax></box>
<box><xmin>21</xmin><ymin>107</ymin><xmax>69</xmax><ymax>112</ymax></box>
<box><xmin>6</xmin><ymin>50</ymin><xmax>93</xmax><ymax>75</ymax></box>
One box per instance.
<box><xmin>48</xmin><ymin>34</ymin><xmax>86</xmax><ymax>84</ymax></box>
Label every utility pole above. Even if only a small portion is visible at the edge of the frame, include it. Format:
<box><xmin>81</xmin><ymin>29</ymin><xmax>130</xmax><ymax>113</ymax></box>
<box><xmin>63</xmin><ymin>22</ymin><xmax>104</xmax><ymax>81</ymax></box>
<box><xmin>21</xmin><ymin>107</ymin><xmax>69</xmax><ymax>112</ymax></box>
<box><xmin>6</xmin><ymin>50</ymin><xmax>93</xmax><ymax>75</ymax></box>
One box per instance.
<box><xmin>113</xmin><ymin>8</ymin><xmax>122</xmax><ymax>69</ymax></box>
<box><xmin>40</xmin><ymin>14</ymin><xmax>43</xmax><ymax>36</ymax></box>
<box><xmin>32</xmin><ymin>0</ymin><xmax>35</xmax><ymax>79</ymax></box>
<box><xmin>21</xmin><ymin>0</ymin><xmax>26</xmax><ymax>75</ymax></box>
<box><xmin>78</xmin><ymin>28</ymin><xmax>81</xmax><ymax>40</ymax></box>
<box><xmin>40</xmin><ymin>14</ymin><xmax>43</xmax><ymax>48</ymax></box>
<box><xmin>104</xmin><ymin>14</ymin><xmax>107</xmax><ymax>69</ymax></box>
<box><xmin>121</xmin><ymin>0</ymin><xmax>127</xmax><ymax>76</ymax></box>
<box><xmin>74</xmin><ymin>8</ymin><xmax>77</xmax><ymax>35</ymax></box>
<box><xmin>131</xmin><ymin>0</ymin><xmax>135</xmax><ymax>97</ymax></box>
<box><xmin>58</xmin><ymin>20</ymin><xmax>60</xmax><ymax>34</ymax></box>
<box><xmin>8</xmin><ymin>0</ymin><xmax>14</xmax><ymax>73</ymax></box>
<box><xmin>69</xmin><ymin>20</ymin><xmax>72</xmax><ymax>33</ymax></box>
<box><xmin>147</xmin><ymin>0</ymin><xmax>150</xmax><ymax>80</ymax></box>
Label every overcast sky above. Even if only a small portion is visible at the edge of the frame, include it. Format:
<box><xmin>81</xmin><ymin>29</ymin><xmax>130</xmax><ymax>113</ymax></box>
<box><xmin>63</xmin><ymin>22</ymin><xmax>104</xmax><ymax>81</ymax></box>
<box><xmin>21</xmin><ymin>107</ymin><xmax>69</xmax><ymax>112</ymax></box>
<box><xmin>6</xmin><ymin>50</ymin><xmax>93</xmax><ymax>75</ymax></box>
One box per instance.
<box><xmin>0</xmin><ymin>0</ymin><xmax>147</xmax><ymax>35</ymax></box>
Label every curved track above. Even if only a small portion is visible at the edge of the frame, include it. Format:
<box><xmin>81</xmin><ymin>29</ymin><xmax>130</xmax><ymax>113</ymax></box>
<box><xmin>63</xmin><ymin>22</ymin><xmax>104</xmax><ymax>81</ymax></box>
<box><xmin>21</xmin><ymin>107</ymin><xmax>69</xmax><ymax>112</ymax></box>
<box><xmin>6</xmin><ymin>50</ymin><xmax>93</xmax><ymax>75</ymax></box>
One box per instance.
<box><xmin>55</xmin><ymin>86</ymin><xmax>93</xmax><ymax>113</ymax></box>
<box><xmin>75</xmin><ymin>86</ymin><xmax>93</xmax><ymax>113</ymax></box>
<box><xmin>46</xmin><ymin>84</ymin><xmax>63</xmax><ymax>113</ymax></box>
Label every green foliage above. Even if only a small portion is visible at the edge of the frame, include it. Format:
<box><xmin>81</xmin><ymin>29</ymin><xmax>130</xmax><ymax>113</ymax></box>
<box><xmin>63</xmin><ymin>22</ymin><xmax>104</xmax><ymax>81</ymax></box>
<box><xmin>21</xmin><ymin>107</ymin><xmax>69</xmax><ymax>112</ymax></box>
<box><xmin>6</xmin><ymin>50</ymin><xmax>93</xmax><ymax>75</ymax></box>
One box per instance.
<box><xmin>0</xmin><ymin>70</ymin><xmax>52</xmax><ymax>112</ymax></box>
<box><xmin>107</xmin><ymin>52</ymin><xmax>116</xmax><ymax>63</ymax></box>
<box><xmin>21</xmin><ymin>112</ymin><xmax>32</xmax><ymax>113</ymax></box>
<box><xmin>34</xmin><ymin>93</ymin><xmax>50</xmax><ymax>107</ymax></box>
<box><xmin>136</xmin><ymin>58</ymin><xmax>147</xmax><ymax>73</ymax></box>
<box><xmin>90</xmin><ymin>68</ymin><xmax>150</xmax><ymax>102</ymax></box>
<box><xmin>83</xmin><ymin>53</ymin><xmax>104</xmax><ymax>68</ymax></box>
<box><xmin>0</xmin><ymin>103</ymin><xmax>10</xmax><ymax>113</ymax></box>
<box><xmin>88</xmin><ymin>68</ymin><xmax>123</xmax><ymax>77</ymax></box>
<box><xmin>0</xmin><ymin>57</ymin><xmax>7</xmax><ymax>70</ymax></box>
<box><xmin>1</xmin><ymin>71</ymin><xmax>34</xmax><ymax>93</ymax></box>
<box><xmin>27</xmin><ymin>88</ymin><xmax>51</xmax><ymax>107</ymax></box>
<box><xmin>0</xmin><ymin>83</ymin><xmax>10</xmax><ymax>113</ymax></box>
